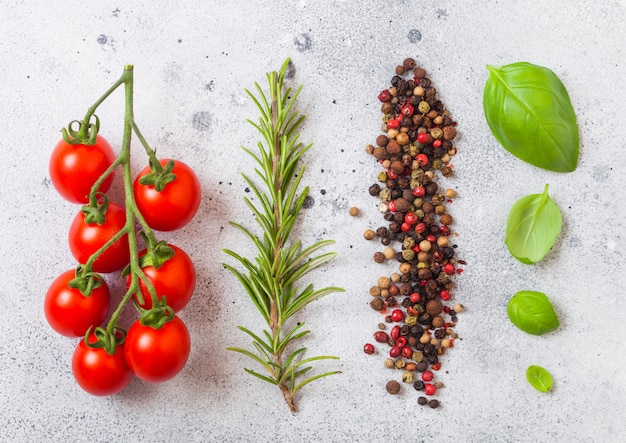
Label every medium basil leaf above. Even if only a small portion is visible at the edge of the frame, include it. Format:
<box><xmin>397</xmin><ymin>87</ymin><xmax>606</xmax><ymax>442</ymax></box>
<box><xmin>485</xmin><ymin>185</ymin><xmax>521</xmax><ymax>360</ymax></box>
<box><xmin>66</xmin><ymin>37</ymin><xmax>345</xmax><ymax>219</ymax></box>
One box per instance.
<box><xmin>526</xmin><ymin>365</ymin><xmax>553</xmax><ymax>392</ymax></box>
<box><xmin>507</xmin><ymin>290</ymin><xmax>560</xmax><ymax>335</ymax></box>
<box><xmin>483</xmin><ymin>61</ymin><xmax>579</xmax><ymax>172</ymax></box>
<box><xmin>506</xmin><ymin>184</ymin><xmax>562</xmax><ymax>264</ymax></box>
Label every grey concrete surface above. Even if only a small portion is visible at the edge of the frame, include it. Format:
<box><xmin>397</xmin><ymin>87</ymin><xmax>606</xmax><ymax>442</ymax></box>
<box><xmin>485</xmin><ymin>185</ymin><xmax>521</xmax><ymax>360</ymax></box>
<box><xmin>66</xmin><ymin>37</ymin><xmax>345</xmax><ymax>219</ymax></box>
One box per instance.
<box><xmin>1</xmin><ymin>0</ymin><xmax>625</xmax><ymax>441</ymax></box>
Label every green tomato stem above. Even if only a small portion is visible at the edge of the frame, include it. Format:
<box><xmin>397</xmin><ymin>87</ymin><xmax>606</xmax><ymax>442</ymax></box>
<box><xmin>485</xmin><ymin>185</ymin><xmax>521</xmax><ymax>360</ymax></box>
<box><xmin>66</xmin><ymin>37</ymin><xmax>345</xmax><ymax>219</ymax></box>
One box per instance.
<box><xmin>74</xmin><ymin>64</ymin><xmax>162</xmax><ymax>334</ymax></box>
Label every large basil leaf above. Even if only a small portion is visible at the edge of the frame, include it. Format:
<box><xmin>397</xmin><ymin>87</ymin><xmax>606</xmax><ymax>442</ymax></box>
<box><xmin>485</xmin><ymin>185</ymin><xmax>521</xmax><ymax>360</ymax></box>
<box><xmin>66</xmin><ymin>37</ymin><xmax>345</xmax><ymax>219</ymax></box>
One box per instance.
<box><xmin>507</xmin><ymin>290</ymin><xmax>560</xmax><ymax>335</ymax></box>
<box><xmin>526</xmin><ymin>365</ymin><xmax>553</xmax><ymax>393</ymax></box>
<box><xmin>506</xmin><ymin>184</ymin><xmax>562</xmax><ymax>264</ymax></box>
<box><xmin>483</xmin><ymin>62</ymin><xmax>579</xmax><ymax>172</ymax></box>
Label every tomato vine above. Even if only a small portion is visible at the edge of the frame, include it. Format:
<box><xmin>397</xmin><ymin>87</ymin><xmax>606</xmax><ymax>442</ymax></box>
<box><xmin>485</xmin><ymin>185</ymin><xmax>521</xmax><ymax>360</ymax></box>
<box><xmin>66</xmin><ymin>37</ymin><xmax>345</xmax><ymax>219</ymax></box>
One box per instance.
<box><xmin>46</xmin><ymin>64</ymin><xmax>200</xmax><ymax>393</ymax></box>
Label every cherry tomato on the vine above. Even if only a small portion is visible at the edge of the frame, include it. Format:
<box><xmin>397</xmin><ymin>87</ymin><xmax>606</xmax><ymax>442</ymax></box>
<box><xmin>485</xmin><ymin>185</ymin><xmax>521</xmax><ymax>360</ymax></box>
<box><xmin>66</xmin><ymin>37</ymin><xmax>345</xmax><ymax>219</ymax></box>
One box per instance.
<box><xmin>133</xmin><ymin>159</ymin><xmax>201</xmax><ymax>232</ymax></box>
<box><xmin>127</xmin><ymin>244</ymin><xmax>196</xmax><ymax>312</ymax></box>
<box><xmin>124</xmin><ymin>316</ymin><xmax>190</xmax><ymax>383</ymax></box>
<box><xmin>49</xmin><ymin>135</ymin><xmax>116</xmax><ymax>204</ymax></box>
<box><xmin>72</xmin><ymin>333</ymin><xmax>133</xmax><ymax>396</ymax></box>
<box><xmin>68</xmin><ymin>202</ymin><xmax>130</xmax><ymax>273</ymax></box>
<box><xmin>44</xmin><ymin>269</ymin><xmax>110</xmax><ymax>337</ymax></box>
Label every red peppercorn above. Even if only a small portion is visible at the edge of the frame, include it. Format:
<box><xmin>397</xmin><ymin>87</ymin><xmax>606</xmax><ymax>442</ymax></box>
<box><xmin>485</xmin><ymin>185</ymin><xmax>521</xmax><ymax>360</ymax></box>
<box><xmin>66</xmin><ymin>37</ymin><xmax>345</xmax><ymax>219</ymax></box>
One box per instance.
<box><xmin>414</xmin><ymin>222</ymin><xmax>426</xmax><ymax>234</ymax></box>
<box><xmin>364</xmin><ymin>343</ymin><xmax>375</xmax><ymax>354</ymax></box>
<box><xmin>401</xmin><ymin>222</ymin><xmax>412</xmax><ymax>232</ymax></box>
<box><xmin>410</xmin><ymin>292</ymin><xmax>421</xmax><ymax>303</ymax></box>
<box><xmin>387</xmin><ymin>169</ymin><xmax>398</xmax><ymax>179</ymax></box>
<box><xmin>404</xmin><ymin>212</ymin><xmax>418</xmax><ymax>225</ymax></box>
<box><xmin>412</xmin><ymin>186</ymin><xmax>426</xmax><ymax>197</ymax></box>
<box><xmin>416</xmin><ymin>153</ymin><xmax>429</xmax><ymax>167</ymax></box>
<box><xmin>390</xmin><ymin>325</ymin><xmax>401</xmax><ymax>340</ymax></box>
<box><xmin>431</xmin><ymin>362</ymin><xmax>442</xmax><ymax>371</ymax></box>
<box><xmin>432</xmin><ymin>139</ymin><xmax>442</xmax><ymax>148</ymax></box>
<box><xmin>422</xmin><ymin>371</ymin><xmax>434</xmax><ymax>382</ymax></box>
<box><xmin>401</xmin><ymin>346</ymin><xmax>413</xmax><ymax>359</ymax></box>
<box><xmin>374</xmin><ymin>331</ymin><xmax>389</xmax><ymax>343</ymax></box>
<box><xmin>391</xmin><ymin>309</ymin><xmax>404</xmax><ymax>322</ymax></box>
<box><xmin>396</xmin><ymin>336</ymin><xmax>407</xmax><ymax>348</ymax></box>
<box><xmin>407</xmin><ymin>306</ymin><xmax>419</xmax><ymax>316</ymax></box>
<box><xmin>389</xmin><ymin>346</ymin><xmax>401</xmax><ymax>358</ymax></box>
<box><xmin>424</xmin><ymin>383</ymin><xmax>436</xmax><ymax>396</ymax></box>
<box><xmin>439</xmin><ymin>226</ymin><xmax>451</xmax><ymax>236</ymax></box>
<box><xmin>440</xmin><ymin>289</ymin><xmax>451</xmax><ymax>301</ymax></box>
<box><xmin>417</xmin><ymin>133</ymin><xmax>431</xmax><ymax>144</ymax></box>
<box><xmin>388</xmin><ymin>200</ymin><xmax>397</xmax><ymax>212</ymax></box>
<box><xmin>412</xmin><ymin>245</ymin><xmax>421</xmax><ymax>253</ymax></box>
<box><xmin>443</xmin><ymin>264</ymin><xmax>455</xmax><ymax>275</ymax></box>
<box><xmin>426</xmin><ymin>234</ymin><xmax>436</xmax><ymax>243</ymax></box>
<box><xmin>378</xmin><ymin>90</ymin><xmax>391</xmax><ymax>102</ymax></box>
<box><xmin>387</xmin><ymin>118</ymin><xmax>400</xmax><ymax>129</ymax></box>
<box><xmin>401</xmin><ymin>103</ymin><xmax>414</xmax><ymax>117</ymax></box>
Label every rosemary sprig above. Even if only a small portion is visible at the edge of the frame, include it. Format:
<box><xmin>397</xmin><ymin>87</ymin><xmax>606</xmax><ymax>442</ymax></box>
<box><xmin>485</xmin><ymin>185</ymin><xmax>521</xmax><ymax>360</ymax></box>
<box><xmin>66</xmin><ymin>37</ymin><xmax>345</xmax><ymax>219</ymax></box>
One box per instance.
<box><xmin>223</xmin><ymin>59</ymin><xmax>344</xmax><ymax>412</ymax></box>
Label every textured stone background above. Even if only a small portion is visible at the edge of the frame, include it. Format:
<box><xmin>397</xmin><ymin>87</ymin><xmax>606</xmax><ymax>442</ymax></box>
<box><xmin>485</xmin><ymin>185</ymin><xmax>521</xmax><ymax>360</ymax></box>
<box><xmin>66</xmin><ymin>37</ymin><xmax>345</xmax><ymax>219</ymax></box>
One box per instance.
<box><xmin>1</xmin><ymin>1</ymin><xmax>625</xmax><ymax>441</ymax></box>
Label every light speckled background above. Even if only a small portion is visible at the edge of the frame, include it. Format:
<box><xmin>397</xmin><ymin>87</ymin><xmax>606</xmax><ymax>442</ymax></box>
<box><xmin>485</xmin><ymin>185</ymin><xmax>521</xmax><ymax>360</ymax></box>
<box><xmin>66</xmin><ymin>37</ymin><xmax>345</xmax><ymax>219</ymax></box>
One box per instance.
<box><xmin>2</xmin><ymin>1</ymin><xmax>625</xmax><ymax>441</ymax></box>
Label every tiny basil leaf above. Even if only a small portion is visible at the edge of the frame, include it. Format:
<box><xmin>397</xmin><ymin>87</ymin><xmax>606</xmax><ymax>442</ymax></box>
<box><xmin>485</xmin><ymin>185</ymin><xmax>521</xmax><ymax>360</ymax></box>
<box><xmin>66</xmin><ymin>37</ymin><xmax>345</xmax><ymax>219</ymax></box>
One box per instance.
<box><xmin>507</xmin><ymin>290</ymin><xmax>560</xmax><ymax>335</ymax></box>
<box><xmin>526</xmin><ymin>365</ymin><xmax>553</xmax><ymax>392</ymax></box>
<box><xmin>506</xmin><ymin>184</ymin><xmax>562</xmax><ymax>264</ymax></box>
<box><xmin>483</xmin><ymin>61</ymin><xmax>579</xmax><ymax>172</ymax></box>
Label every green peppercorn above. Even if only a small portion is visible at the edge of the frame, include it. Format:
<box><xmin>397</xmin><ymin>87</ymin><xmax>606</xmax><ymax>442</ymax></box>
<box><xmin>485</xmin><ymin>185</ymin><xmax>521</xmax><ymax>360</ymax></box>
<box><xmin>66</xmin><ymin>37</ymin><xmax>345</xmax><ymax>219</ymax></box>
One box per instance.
<box><xmin>394</xmin><ymin>359</ymin><xmax>405</xmax><ymax>369</ymax></box>
<box><xmin>379</xmin><ymin>189</ymin><xmax>391</xmax><ymax>202</ymax></box>
<box><xmin>405</xmin><ymin>315</ymin><xmax>418</xmax><ymax>326</ymax></box>
<box><xmin>402</xmin><ymin>249</ymin><xmax>415</xmax><ymax>261</ymax></box>
<box><xmin>402</xmin><ymin>371</ymin><xmax>414</xmax><ymax>383</ymax></box>
<box><xmin>412</xmin><ymin>351</ymin><xmax>424</xmax><ymax>362</ymax></box>
<box><xmin>418</xmin><ymin>101</ymin><xmax>430</xmax><ymax>114</ymax></box>
<box><xmin>403</xmin><ymin>237</ymin><xmax>416</xmax><ymax>249</ymax></box>
<box><xmin>430</xmin><ymin>127</ymin><xmax>443</xmax><ymax>139</ymax></box>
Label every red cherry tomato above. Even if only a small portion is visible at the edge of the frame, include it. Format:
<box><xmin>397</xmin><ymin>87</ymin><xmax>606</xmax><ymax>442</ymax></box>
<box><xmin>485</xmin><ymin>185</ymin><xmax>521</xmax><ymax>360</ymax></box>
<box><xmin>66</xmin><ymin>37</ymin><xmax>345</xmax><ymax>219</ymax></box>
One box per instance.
<box><xmin>133</xmin><ymin>159</ymin><xmax>201</xmax><ymax>231</ymax></box>
<box><xmin>44</xmin><ymin>270</ymin><xmax>110</xmax><ymax>337</ymax></box>
<box><xmin>68</xmin><ymin>202</ymin><xmax>130</xmax><ymax>273</ymax></box>
<box><xmin>72</xmin><ymin>333</ymin><xmax>133</xmax><ymax>396</ymax></box>
<box><xmin>124</xmin><ymin>316</ymin><xmax>190</xmax><ymax>382</ymax></box>
<box><xmin>127</xmin><ymin>244</ymin><xmax>196</xmax><ymax>312</ymax></box>
<box><xmin>49</xmin><ymin>135</ymin><xmax>116</xmax><ymax>204</ymax></box>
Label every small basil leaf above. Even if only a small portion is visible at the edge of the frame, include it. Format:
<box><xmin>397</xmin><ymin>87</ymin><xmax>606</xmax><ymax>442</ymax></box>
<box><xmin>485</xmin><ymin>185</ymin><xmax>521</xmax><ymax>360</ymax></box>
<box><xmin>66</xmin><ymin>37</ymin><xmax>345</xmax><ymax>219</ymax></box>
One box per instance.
<box><xmin>506</xmin><ymin>184</ymin><xmax>562</xmax><ymax>264</ymax></box>
<box><xmin>483</xmin><ymin>61</ymin><xmax>579</xmax><ymax>172</ymax></box>
<box><xmin>526</xmin><ymin>365</ymin><xmax>553</xmax><ymax>392</ymax></box>
<box><xmin>507</xmin><ymin>290</ymin><xmax>560</xmax><ymax>335</ymax></box>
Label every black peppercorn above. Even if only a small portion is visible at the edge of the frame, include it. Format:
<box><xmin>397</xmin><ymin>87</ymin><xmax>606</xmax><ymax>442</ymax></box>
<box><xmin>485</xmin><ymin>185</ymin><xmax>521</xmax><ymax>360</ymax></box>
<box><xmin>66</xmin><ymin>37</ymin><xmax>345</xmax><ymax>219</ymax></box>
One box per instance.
<box><xmin>369</xmin><ymin>184</ymin><xmax>382</xmax><ymax>197</ymax></box>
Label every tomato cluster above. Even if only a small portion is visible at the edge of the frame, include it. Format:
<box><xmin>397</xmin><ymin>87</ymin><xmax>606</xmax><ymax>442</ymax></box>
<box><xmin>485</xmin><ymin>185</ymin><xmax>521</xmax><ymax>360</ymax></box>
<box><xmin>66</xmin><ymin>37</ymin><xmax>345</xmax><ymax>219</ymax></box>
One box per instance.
<box><xmin>46</xmin><ymin>132</ymin><xmax>200</xmax><ymax>396</ymax></box>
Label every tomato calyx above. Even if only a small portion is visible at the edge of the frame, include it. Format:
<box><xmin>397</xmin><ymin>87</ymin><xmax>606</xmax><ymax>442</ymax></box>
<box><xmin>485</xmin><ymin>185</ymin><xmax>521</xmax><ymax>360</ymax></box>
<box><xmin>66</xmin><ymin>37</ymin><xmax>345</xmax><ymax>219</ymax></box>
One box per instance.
<box><xmin>137</xmin><ymin>301</ymin><xmax>175</xmax><ymax>330</ymax></box>
<box><xmin>80</xmin><ymin>193</ymin><xmax>109</xmax><ymax>225</ymax></box>
<box><xmin>61</xmin><ymin>114</ymin><xmax>101</xmax><ymax>146</ymax></box>
<box><xmin>140</xmin><ymin>238</ymin><xmax>175</xmax><ymax>270</ymax></box>
<box><xmin>122</xmin><ymin>237</ymin><xmax>174</xmax><ymax>279</ymax></box>
<box><xmin>68</xmin><ymin>265</ymin><xmax>105</xmax><ymax>297</ymax></box>
<box><xmin>84</xmin><ymin>325</ymin><xmax>126</xmax><ymax>356</ymax></box>
<box><xmin>138</xmin><ymin>157</ymin><xmax>177</xmax><ymax>192</ymax></box>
